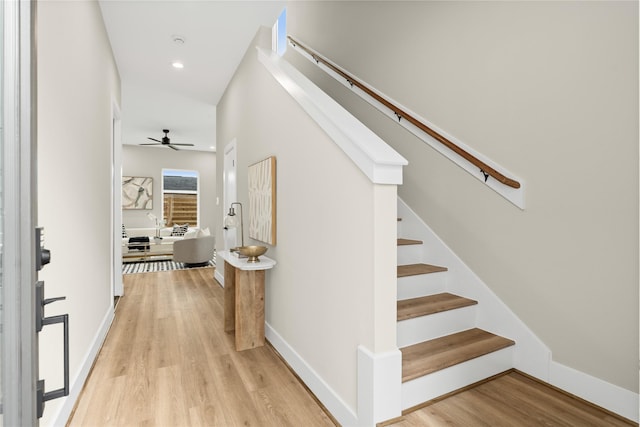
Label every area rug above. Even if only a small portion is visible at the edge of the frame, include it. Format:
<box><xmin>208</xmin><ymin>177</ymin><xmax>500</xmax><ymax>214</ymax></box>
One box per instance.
<box><xmin>123</xmin><ymin>259</ymin><xmax>215</xmax><ymax>274</ymax></box>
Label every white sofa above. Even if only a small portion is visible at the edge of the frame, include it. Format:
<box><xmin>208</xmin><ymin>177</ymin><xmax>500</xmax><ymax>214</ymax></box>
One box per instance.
<box><xmin>122</xmin><ymin>226</ymin><xmax>212</xmax><ymax>261</ymax></box>
<box><xmin>173</xmin><ymin>235</ymin><xmax>216</xmax><ymax>266</ymax></box>
<box><xmin>122</xmin><ymin>227</ymin><xmax>200</xmax><ymax>246</ymax></box>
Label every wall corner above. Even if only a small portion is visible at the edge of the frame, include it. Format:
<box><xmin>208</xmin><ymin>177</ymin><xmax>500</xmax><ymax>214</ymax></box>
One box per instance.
<box><xmin>357</xmin><ymin>345</ymin><xmax>402</xmax><ymax>426</ymax></box>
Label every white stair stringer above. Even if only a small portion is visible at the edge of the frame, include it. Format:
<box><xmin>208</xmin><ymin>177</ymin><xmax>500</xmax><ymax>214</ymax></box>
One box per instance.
<box><xmin>397</xmin><ymin>197</ymin><xmax>551</xmax><ymax>380</ymax></box>
<box><xmin>401</xmin><ymin>346</ymin><xmax>514</xmax><ymax>410</ymax></box>
<box><xmin>397</xmin><ymin>272</ymin><xmax>447</xmax><ymax>300</ymax></box>
<box><xmin>397</xmin><ymin>305</ymin><xmax>476</xmax><ymax>348</ymax></box>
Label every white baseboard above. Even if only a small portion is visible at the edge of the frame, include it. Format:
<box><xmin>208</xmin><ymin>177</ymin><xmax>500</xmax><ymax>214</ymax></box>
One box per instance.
<box><xmin>214</xmin><ymin>269</ymin><xmax>224</xmax><ymax>287</ymax></box>
<box><xmin>549</xmin><ymin>361</ymin><xmax>639</xmax><ymax>423</ymax></box>
<box><xmin>265</xmin><ymin>322</ymin><xmax>359</xmax><ymax>426</ymax></box>
<box><xmin>48</xmin><ymin>307</ymin><xmax>115</xmax><ymax>427</ymax></box>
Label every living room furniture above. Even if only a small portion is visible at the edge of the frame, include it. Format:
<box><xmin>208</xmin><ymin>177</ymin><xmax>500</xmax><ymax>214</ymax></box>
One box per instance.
<box><xmin>220</xmin><ymin>250</ymin><xmax>276</xmax><ymax>351</ymax></box>
<box><xmin>122</xmin><ymin>226</ymin><xmax>200</xmax><ymax>246</ymax></box>
<box><xmin>122</xmin><ymin>239</ymin><xmax>174</xmax><ymax>263</ymax></box>
<box><xmin>121</xmin><ymin>226</ymin><xmax>210</xmax><ymax>262</ymax></box>
<box><xmin>173</xmin><ymin>235</ymin><xmax>216</xmax><ymax>266</ymax></box>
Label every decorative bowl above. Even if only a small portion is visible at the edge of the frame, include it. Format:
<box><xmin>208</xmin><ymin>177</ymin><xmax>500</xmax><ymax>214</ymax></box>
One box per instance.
<box><xmin>238</xmin><ymin>245</ymin><xmax>268</xmax><ymax>263</ymax></box>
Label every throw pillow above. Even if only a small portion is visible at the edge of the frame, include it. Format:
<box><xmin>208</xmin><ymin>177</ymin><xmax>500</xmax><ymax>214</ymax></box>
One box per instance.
<box><xmin>199</xmin><ymin>227</ymin><xmax>211</xmax><ymax>237</ymax></box>
<box><xmin>171</xmin><ymin>223</ymin><xmax>189</xmax><ymax>236</ymax></box>
<box><xmin>183</xmin><ymin>229</ymin><xmax>198</xmax><ymax>239</ymax></box>
<box><xmin>122</xmin><ymin>224</ymin><xmax>128</xmax><ymax>238</ymax></box>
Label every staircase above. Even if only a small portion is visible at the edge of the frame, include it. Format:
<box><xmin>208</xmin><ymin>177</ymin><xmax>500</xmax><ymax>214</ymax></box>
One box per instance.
<box><xmin>396</xmin><ymin>218</ymin><xmax>516</xmax><ymax>410</ymax></box>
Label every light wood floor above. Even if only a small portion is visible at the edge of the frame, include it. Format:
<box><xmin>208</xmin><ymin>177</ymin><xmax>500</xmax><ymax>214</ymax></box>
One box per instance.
<box><xmin>394</xmin><ymin>371</ymin><xmax>635</xmax><ymax>427</ymax></box>
<box><xmin>69</xmin><ymin>268</ymin><xmax>636</xmax><ymax>427</ymax></box>
<box><xmin>68</xmin><ymin>268</ymin><xmax>334</xmax><ymax>426</ymax></box>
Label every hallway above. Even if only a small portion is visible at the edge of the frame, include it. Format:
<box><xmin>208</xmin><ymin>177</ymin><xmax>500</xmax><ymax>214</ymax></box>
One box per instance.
<box><xmin>68</xmin><ymin>268</ymin><xmax>334</xmax><ymax>426</ymax></box>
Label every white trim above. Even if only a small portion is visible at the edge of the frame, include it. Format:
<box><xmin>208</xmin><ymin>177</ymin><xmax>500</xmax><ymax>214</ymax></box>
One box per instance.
<box><xmin>357</xmin><ymin>346</ymin><xmax>402</xmax><ymax>426</ymax></box>
<box><xmin>289</xmin><ymin>38</ymin><xmax>525</xmax><ymax>209</ymax></box>
<box><xmin>265</xmin><ymin>322</ymin><xmax>358</xmax><ymax>426</ymax></box>
<box><xmin>48</xmin><ymin>308</ymin><xmax>115</xmax><ymax>427</ymax></box>
<box><xmin>257</xmin><ymin>48</ymin><xmax>407</xmax><ymax>186</ymax></box>
<box><xmin>222</xmin><ymin>139</ymin><xmax>237</xmax><ymax>251</ymax></box>
<box><xmin>111</xmin><ymin>98</ymin><xmax>123</xmax><ymax>297</ymax></box>
<box><xmin>549</xmin><ymin>361</ymin><xmax>639</xmax><ymax>423</ymax></box>
<box><xmin>214</xmin><ymin>268</ymin><xmax>224</xmax><ymax>287</ymax></box>
<box><xmin>271</xmin><ymin>16</ymin><xmax>278</xmax><ymax>53</ymax></box>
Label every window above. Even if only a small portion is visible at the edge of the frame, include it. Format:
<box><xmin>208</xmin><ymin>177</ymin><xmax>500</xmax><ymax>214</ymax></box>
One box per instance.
<box><xmin>272</xmin><ymin>8</ymin><xmax>287</xmax><ymax>56</ymax></box>
<box><xmin>162</xmin><ymin>169</ymin><xmax>199</xmax><ymax>227</ymax></box>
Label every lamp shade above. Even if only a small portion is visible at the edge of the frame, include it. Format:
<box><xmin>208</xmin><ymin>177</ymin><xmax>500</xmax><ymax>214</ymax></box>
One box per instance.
<box><xmin>224</xmin><ymin>213</ymin><xmax>240</xmax><ymax>229</ymax></box>
<box><xmin>224</xmin><ymin>202</ymin><xmax>244</xmax><ymax>248</ymax></box>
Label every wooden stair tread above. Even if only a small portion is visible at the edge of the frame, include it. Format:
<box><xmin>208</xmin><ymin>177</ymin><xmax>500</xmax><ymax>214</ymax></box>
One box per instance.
<box><xmin>397</xmin><ymin>238</ymin><xmax>422</xmax><ymax>246</ymax></box>
<box><xmin>401</xmin><ymin>329</ymin><xmax>515</xmax><ymax>382</ymax></box>
<box><xmin>397</xmin><ymin>293</ymin><xmax>477</xmax><ymax>321</ymax></box>
<box><xmin>397</xmin><ymin>263</ymin><xmax>447</xmax><ymax>277</ymax></box>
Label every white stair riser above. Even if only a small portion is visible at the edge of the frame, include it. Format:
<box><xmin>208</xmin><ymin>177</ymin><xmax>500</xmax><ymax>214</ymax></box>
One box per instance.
<box><xmin>397</xmin><ymin>244</ymin><xmax>424</xmax><ymax>265</ymax></box>
<box><xmin>401</xmin><ymin>347</ymin><xmax>514</xmax><ymax>410</ymax></box>
<box><xmin>397</xmin><ymin>306</ymin><xmax>477</xmax><ymax>348</ymax></box>
<box><xmin>397</xmin><ymin>273</ymin><xmax>447</xmax><ymax>300</ymax></box>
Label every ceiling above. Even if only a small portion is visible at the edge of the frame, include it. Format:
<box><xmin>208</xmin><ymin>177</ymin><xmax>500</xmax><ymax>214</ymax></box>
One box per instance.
<box><xmin>99</xmin><ymin>1</ymin><xmax>286</xmax><ymax>152</ymax></box>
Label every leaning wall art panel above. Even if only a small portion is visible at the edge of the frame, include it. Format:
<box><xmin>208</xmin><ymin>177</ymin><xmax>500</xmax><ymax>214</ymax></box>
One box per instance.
<box><xmin>248</xmin><ymin>156</ymin><xmax>276</xmax><ymax>245</ymax></box>
<box><xmin>122</xmin><ymin>176</ymin><xmax>153</xmax><ymax>210</ymax></box>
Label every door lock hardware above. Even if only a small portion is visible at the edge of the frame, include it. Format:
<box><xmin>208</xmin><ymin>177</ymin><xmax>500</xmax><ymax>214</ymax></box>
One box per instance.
<box><xmin>44</xmin><ymin>296</ymin><xmax>66</xmax><ymax>305</ymax></box>
<box><xmin>35</xmin><ymin>227</ymin><xmax>51</xmax><ymax>270</ymax></box>
<box><xmin>36</xmin><ymin>281</ymin><xmax>66</xmax><ymax>333</ymax></box>
<box><xmin>35</xmin><ymin>281</ymin><xmax>69</xmax><ymax>418</ymax></box>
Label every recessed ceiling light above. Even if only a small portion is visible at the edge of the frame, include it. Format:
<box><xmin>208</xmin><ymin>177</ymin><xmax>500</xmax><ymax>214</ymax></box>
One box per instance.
<box><xmin>172</xmin><ymin>61</ymin><xmax>184</xmax><ymax>69</ymax></box>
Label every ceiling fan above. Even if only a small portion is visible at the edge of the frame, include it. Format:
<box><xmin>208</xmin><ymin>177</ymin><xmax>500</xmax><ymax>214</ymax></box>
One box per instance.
<box><xmin>140</xmin><ymin>129</ymin><xmax>194</xmax><ymax>151</ymax></box>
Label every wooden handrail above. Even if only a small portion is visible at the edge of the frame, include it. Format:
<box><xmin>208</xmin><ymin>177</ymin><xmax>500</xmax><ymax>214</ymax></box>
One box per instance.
<box><xmin>287</xmin><ymin>36</ymin><xmax>521</xmax><ymax>189</ymax></box>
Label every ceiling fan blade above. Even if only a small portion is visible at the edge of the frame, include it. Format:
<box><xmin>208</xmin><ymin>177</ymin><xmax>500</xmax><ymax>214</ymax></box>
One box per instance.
<box><xmin>140</xmin><ymin>142</ymin><xmax>161</xmax><ymax>146</ymax></box>
<box><xmin>147</xmin><ymin>137</ymin><xmax>162</xmax><ymax>143</ymax></box>
<box><xmin>170</xmin><ymin>143</ymin><xmax>194</xmax><ymax>146</ymax></box>
<box><xmin>168</xmin><ymin>145</ymin><xmax>180</xmax><ymax>151</ymax></box>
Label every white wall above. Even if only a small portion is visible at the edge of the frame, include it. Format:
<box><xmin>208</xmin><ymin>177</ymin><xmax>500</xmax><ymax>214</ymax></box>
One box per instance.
<box><xmin>122</xmin><ymin>145</ymin><xmax>216</xmax><ymax>231</ymax></box>
<box><xmin>37</xmin><ymin>1</ymin><xmax>121</xmax><ymax>425</ymax></box>
<box><xmin>216</xmin><ymin>27</ymin><xmax>392</xmax><ymax>415</ymax></box>
<box><xmin>286</xmin><ymin>1</ymin><xmax>639</xmax><ymax>393</ymax></box>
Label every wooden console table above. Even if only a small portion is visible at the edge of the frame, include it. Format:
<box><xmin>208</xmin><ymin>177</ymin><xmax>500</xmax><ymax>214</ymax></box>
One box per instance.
<box><xmin>219</xmin><ymin>250</ymin><xmax>276</xmax><ymax>351</ymax></box>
